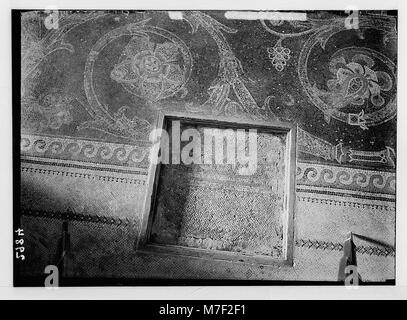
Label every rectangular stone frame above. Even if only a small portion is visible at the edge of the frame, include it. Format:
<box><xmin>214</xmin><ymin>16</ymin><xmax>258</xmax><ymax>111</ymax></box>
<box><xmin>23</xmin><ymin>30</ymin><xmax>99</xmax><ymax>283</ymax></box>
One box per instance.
<box><xmin>138</xmin><ymin>110</ymin><xmax>297</xmax><ymax>267</ymax></box>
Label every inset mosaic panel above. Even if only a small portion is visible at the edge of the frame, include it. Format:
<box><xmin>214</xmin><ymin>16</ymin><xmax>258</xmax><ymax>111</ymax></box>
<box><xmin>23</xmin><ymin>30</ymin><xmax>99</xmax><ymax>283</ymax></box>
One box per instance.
<box><xmin>150</xmin><ymin>121</ymin><xmax>288</xmax><ymax>259</ymax></box>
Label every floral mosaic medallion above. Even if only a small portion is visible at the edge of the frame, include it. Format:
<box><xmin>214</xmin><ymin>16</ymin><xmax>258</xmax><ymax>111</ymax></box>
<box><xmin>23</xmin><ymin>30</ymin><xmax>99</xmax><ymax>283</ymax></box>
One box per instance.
<box><xmin>298</xmin><ymin>18</ymin><xmax>397</xmax><ymax>130</ymax></box>
<box><xmin>326</xmin><ymin>51</ymin><xmax>393</xmax><ymax>110</ymax></box>
<box><xmin>81</xmin><ymin>21</ymin><xmax>193</xmax><ymax>140</ymax></box>
<box><xmin>111</xmin><ymin>35</ymin><xmax>190</xmax><ymax>102</ymax></box>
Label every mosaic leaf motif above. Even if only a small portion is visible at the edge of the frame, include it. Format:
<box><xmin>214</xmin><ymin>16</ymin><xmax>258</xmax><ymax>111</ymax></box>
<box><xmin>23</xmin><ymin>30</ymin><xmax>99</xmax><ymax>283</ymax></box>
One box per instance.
<box><xmin>297</xmin><ymin>17</ymin><xmax>397</xmax><ymax>130</ymax></box>
<box><xmin>22</xmin><ymin>92</ymin><xmax>74</xmax><ymax>131</ymax></box>
<box><xmin>20</xmin><ymin>11</ymin><xmax>397</xmax><ymax>170</ymax></box>
<box><xmin>323</xmin><ymin>54</ymin><xmax>393</xmax><ymax>110</ymax></box>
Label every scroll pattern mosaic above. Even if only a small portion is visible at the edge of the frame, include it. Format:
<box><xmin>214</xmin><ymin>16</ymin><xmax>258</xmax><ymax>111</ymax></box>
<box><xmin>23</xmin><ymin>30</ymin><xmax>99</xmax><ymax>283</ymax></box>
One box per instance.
<box><xmin>21</xmin><ymin>10</ymin><xmax>397</xmax><ymax>171</ymax></box>
<box><xmin>19</xmin><ymin>10</ymin><xmax>397</xmax><ymax>282</ymax></box>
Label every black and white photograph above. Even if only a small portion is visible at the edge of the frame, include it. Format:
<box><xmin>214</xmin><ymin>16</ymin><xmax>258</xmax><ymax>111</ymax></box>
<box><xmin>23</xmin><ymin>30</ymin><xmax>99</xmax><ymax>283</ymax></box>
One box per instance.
<box><xmin>1</xmin><ymin>0</ymin><xmax>406</xmax><ymax>309</ymax></box>
<box><xmin>13</xmin><ymin>8</ymin><xmax>397</xmax><ymax>286</ymax></box>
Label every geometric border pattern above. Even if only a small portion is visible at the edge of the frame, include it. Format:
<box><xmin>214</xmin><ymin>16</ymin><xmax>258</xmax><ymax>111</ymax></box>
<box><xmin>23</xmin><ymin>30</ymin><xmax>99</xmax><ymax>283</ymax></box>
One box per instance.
<box><xmin>20</xmin><ymin>208</ymin><xmax>138</xmax><ymax>227</ymax></box>
<box><xmin>21</xmin><ymin>165</ymin><xmax>146</xmax><ymax>185</ymax></box>
<box><xmin>20</xmin><ymin>208</ymin><xmax>396</xmax><ymax>257</ymax></box>
<box><xmin>21</xmin><ymin>134</ymin><xmax>396</xmax><ymax>195</ymax></box>
<box><xmin>295</xmin><ymin>239</ymin><xmax>395</xmax><ymax>257</ymax></box>
<box><xmin>297</xmin><ymin>195</ymin><xmax>395</xmax><ymax>211</ymax></box>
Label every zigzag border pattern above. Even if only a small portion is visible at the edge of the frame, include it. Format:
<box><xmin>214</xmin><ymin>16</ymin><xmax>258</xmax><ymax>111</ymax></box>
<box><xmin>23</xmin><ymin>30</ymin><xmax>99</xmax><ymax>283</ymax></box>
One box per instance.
<box><xmin>21</xmin><ymin>208</ymin><xmax>138</xmax><ymax>227</ymax></box>
<box><xmin>20</xmin><ymin>208</ymin><xmax>395</xmax><ymax>258</ymax></box>
<box><xmin>295</xmin><ymin>239</ymin><xmax>395</xmax><ymax>257</ymax></box>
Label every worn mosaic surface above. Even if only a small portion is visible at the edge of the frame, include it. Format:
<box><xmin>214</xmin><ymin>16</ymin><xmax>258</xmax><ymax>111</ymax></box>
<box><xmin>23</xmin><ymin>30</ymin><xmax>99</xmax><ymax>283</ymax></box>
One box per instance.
<box><xmin>21</xmin><ymin>10</ymin><xmax>397</xmax><ymax>170</ymax></box>
<box><xmin>151</xmin><ymin>123</ymin><xmax>287</xmax><ymax>258</ymax></box>
<box><xmin>18</xmin><ymin>10</ymin><xmax>397</xmax><ymax>282</ymax></box>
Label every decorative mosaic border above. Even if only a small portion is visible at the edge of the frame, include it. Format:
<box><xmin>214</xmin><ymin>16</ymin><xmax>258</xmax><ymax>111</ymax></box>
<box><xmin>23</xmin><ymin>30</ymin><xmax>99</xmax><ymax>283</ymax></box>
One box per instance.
<box><xmin>21</xmin><ymin>134</ymin><xmax>396</xmax><ymax>197</ymax></box>
<box><xmin>21</xmin><ymin>161</ymin><xmax>395</xmax><ymax>206</ymax></box>
<box><xmin>21</xmin><ymin>134</ymin><xmax>150</xmax><ymax>168</ymax></box>
<box><xmin>297</xmin><ymin>162</ymin><xmax>395</xmax><ymax>195</ymax></box>
<box><xmin>21</xmin><ymin>208</ymin><xmax>138</xmax><ymax>227</ymax></box>
<box><xmin>295</xmin><ymin>239</ymin><xmax>395</xmax><ymax>257</ymax></box>
<box><xmin>297</xmin><ymin>195</ymin><xmax>395</xmax><ymax>211</ymax></box>
<box><xmin>21</xmin><ymin>165</ymin><xmax>146</xmax><ymax>185</ymax></box>
<box><xmin>20</xmin><ymin>208</ymin><xmax>395</xmax><ymax>258</ymax></box>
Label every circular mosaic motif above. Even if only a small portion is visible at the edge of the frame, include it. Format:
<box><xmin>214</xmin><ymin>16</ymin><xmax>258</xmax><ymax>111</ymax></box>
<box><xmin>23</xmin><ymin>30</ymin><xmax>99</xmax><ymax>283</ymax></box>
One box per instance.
<box><xmin>111</xmin><ymin>34</ymin><xmax>192</xmax><ymax>102</ymax></box>
<box><xmin>298</xmin><ymin>23</ymin><xmax>397</xmax><ymax>129</ymax></box>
